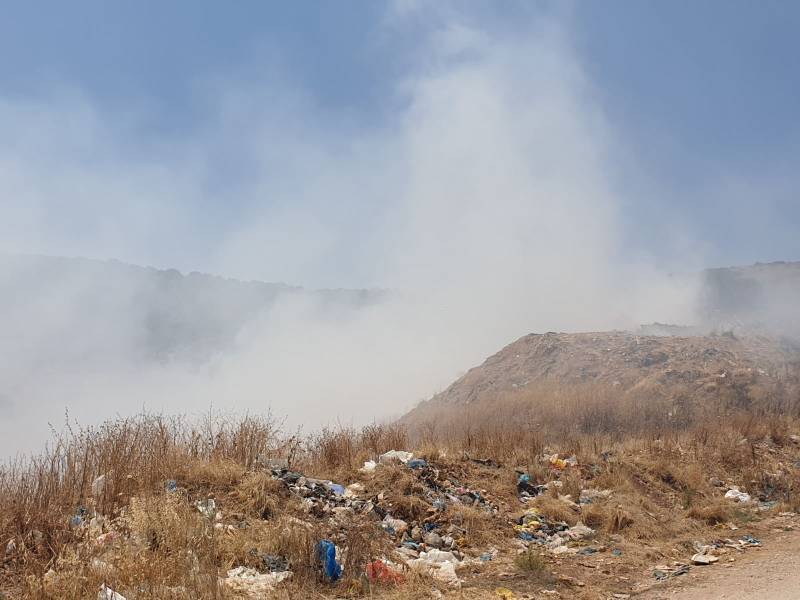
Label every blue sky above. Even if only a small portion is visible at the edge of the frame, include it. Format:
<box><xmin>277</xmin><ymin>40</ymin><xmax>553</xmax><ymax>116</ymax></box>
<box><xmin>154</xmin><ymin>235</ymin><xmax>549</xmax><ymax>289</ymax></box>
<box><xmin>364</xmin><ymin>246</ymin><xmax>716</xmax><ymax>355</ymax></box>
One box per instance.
<box><xmin>1</xmin><ymin>1</ymin><xmax>798</xmax><ymax>284</ymax></box>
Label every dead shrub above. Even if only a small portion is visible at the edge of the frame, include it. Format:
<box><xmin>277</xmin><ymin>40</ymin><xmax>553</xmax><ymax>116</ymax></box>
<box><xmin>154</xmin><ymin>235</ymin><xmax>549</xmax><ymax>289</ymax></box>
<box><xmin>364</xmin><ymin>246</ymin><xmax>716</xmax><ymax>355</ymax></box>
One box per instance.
<box><xmin>686</xmin><ymin>501</ymin><xmax>731</xmax><ymax>525</ymax></box>
<box><xmin>449</xmin><ymin>505</ymin><xmax>500</xmax><ymax>547</ymax></box>
<box><xmin>607</xmin><ymin>508</ymin><xmax>633</xmax><ymax>533</ymax></box>
<box><xmin>179</xmin><ymin>458</ymin><xmax>245</xmax><ymax>489</ymax></box>
<box><xmin>580</xmin><ymin>504</ymin><xmax>608</xmax><ymax>529</ymax></box>
<box><xmin>232</xmin><ymin>471</ymin><xmax>288</xmax><ymax>519</ymax></box>
<box><xmin>532</xmin><ymin>496</ymin><xmax>578</xmax><ymax>526</ymax></box>
<box><xmin>514</xmin><ymin>546</ymin><xmax>551</xmax><ymax>581</ymax></box>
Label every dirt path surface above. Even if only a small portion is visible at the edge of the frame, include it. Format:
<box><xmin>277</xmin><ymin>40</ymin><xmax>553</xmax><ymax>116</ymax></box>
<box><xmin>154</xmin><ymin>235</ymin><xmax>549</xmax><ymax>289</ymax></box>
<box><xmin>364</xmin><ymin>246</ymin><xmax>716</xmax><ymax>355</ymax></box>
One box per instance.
<box><xmin>639</xmin><ymin>528</ymin><xmax>800</xmax><ymax>599</ymax></box>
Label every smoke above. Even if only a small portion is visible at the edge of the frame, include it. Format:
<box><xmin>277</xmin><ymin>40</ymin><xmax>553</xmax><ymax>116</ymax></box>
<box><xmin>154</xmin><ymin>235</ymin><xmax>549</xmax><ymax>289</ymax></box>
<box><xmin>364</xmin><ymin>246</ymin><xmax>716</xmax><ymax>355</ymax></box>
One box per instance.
<box><xmin>0</xmin><ymin>8</ymin><xmax>701</xmax><ymax>456</ymax></box>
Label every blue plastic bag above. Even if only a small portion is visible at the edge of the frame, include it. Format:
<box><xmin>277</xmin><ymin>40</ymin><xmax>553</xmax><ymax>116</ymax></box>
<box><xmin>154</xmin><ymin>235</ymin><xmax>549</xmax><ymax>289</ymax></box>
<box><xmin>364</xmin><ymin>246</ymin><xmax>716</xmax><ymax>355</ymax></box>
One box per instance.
<box><xmin>317</xmin><ymin>539</ymin><xmax>342</xmax><ymax>582</ymax></box>
<box><xmin>327</xmin><ymin>483</ymin><xmax>345</xmax><ymax>496</ymax></box>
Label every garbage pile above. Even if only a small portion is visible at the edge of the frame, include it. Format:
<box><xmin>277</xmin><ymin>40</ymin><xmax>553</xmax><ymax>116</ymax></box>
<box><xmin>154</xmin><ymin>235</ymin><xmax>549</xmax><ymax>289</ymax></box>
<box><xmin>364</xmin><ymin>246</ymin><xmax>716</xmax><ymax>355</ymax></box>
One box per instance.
<box><xmin>514</xmin><ymin>507</ymin><xmax>595</xmax><ymax>555</ymax></box>
<box><xmin>269</xmin><ymin>468</ymin><xmax>364</xmax><ymax>518</ymax></box>
<box><xmin>516</xmin><ymin>453</ymin><xmax>583</xmax><ymax>502</ymax></box>
<box><xmin>262</xmin><ymin>450</ymin><xmax>501</xmax><ymax>589</ymax></box>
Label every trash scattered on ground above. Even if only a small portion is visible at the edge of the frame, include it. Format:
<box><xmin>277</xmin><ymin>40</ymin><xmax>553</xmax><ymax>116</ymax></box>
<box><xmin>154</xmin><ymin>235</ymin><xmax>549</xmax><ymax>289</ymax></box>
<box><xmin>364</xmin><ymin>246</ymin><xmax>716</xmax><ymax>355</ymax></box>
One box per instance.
<box><xmin>8</xmin><ymin>411</ymin><xmax>800</xmax><ymax>600</ymax></box>
<box><xmin>480</xmin><ymin>547</ymin><xmax>498</xmax><ymax>561</ymax></box>
<box><xmin>359</xmin><ymin>460</ymin><xmax>377</xmax><ymax>473</ymax></box>
<box><xmin>379</xmin><ymin>450</ymin><xmax>414</xmax><ymax>464</ymax></box>
<box><xmin>653</xmin><ymin>564</ymin><xmax>690</xmax><ymax>580</ymax></box>
<box><xmin>691</xmin><ymin>553</ymin><xmax>719</xmax><ymax>565</ymax></box>
<box><xmin>70</xmin><ymin>507</ymin><xmax>87</xmax><ymax>528</ymax></box>
<box><xmin>328</xmin><ymin>483</ymin><xmax>345</xmax><ymax>496</ymax></box>
<box><xmin>194</xmin><ymin>498</ymin><xmax>217</xmax><ymax>518</ymax></box>
<box><xmin>516</xmin><ymin>472</ymin><xmax>547</xmax><ymax>500</ymax></box>
<box><xmin>223</xmin><ymin>566</ymin><xmax>292</xmax><ymax>596</ymax></box>
<box><xmin>564</xmin><ymin>522</ymin><xmax>594</xmax><ymax>541</ymax></box>
<box><xmin>513</xmin><ymin>506</ymin><xmax>595</xmax><ymax>554</ymax></box>
<box><xmin>383</xmin><ymin>515</ymin><xmax>409</xmax><ymax>536</ymax></box>
<box><xmin>546</xmin><ymin>453</ymin><xmax>578</xmax><ymax>470</ymax></box>
<box><xmin>758</xmin><ymin>500</ymin><xmax>778</xmax><ymax>511</ymax></box>
<box><xmin>317</xmin><ymin>539</ymin><xmax>343</xmax><ymax>582</ymax></box>
<box><xmin>249</xmin><ymin>550</ymin><xmax>289</xmax><ymax>573</ymax></box>
<box><xmin>737</xmin><ymin>534</ymin><xmax>761</xmax><ymax>547</ymax></box>
<box><xmin>365</xmin><ymin>559</ymin><xmax>405</xmax><ymax>585</ymax></box>
<box><xmin>97</xmin><ymin>584</ymin><xmax>127</xmax><ymax>600</ymax></box>
<box><xmin>406</xmin><ymin>549</ymin><xmax>462</xmax><ymax>587</ymax></box>
<box><xmin>724</xmin><ymin>487</ymin><xmax>751</xmax><ymax>503</ymax></box>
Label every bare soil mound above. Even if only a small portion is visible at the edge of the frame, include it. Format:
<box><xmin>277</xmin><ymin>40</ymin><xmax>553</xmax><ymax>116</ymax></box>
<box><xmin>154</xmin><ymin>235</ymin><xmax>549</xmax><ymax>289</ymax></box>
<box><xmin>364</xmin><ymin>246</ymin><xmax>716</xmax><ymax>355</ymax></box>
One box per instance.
<box><xmin>401</xmin><ymin>332</ymin><xmax>800</xmax><ymax>428</ymax></box>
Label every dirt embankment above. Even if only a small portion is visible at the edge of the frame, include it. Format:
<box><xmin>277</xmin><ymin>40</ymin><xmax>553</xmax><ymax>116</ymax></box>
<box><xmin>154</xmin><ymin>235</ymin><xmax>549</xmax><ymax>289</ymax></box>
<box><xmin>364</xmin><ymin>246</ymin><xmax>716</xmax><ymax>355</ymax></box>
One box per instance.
<box><xmin>401</xmin><ymin>331</ymin><xmax>800</xmax><ymax>430</ymax></box>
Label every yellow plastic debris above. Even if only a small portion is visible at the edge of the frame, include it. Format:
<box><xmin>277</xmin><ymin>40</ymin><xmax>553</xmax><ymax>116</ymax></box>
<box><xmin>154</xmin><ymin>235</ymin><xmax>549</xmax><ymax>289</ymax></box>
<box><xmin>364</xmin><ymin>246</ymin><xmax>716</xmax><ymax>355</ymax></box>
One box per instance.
<box><xmin>495</xmin><ymin>587</ymin><xmax>517</xmax><ymax>599</ymax></box>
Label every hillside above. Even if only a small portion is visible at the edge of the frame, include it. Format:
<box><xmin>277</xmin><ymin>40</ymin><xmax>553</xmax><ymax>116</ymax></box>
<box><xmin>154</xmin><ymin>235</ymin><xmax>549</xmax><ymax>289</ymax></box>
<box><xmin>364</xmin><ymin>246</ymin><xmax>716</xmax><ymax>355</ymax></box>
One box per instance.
<box><xmin>1</xmin><ymin>255</ymin><xmax>797</xmax><ymax>369</ymax></box>
<box><xmin>401</xmin><ymin>331</ymin><xmax>800</xmax><ymax>431</ymax></box>
<box><xmin>0</xmin><ymin>254</ymin><xmax>382</xmax><ymax>365</ymax></box>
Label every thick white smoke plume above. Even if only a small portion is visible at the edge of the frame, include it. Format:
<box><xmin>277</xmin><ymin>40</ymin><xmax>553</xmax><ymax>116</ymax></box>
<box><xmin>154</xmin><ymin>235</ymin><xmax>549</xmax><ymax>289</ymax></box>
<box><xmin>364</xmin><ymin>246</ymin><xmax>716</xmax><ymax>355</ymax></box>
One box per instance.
<box><xmin>0</xmin><ymin>10</ymin><xmax>700</xmax><ymax>455</ymax></box>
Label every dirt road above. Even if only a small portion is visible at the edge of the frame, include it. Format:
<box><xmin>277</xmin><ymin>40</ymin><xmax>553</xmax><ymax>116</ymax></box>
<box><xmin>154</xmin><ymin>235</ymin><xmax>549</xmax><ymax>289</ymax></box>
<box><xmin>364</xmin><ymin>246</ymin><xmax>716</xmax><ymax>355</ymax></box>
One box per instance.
<box><xmin>639</xmin><ymin>528</ymin><xmax>800</xmax><ymax>599</ymax></box>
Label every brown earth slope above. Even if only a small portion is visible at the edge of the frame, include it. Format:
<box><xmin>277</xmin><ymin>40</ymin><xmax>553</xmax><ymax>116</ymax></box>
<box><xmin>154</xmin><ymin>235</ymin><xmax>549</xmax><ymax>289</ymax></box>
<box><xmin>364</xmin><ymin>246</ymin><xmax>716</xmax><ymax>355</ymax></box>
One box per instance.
<box><xmin>402</xmin><ymin>331</ymin><xmax>800</xmax><ymax>429</ymax></box>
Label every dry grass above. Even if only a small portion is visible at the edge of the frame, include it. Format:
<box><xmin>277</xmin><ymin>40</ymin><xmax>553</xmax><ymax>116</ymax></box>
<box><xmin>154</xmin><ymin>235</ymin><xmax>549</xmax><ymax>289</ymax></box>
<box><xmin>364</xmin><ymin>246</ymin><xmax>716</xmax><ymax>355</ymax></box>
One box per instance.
<box><xmin>2</xmin><ymin>382</ymin><xmax>800</xmax><ymax>598</ymax></box>
<box><xmin>686</xmin><ymin>500</ymin><xmax>732</xmax><ymax>525</ymax></box>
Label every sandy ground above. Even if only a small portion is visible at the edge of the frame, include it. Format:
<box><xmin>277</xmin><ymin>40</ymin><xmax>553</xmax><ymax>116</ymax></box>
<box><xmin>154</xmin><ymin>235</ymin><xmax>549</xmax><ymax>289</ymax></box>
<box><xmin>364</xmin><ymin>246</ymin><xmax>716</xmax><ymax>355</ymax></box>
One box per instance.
<box><xmin>639</xmin><ymin>527</ymin><xmax>800</xmax><ymax>599</ymax></box>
